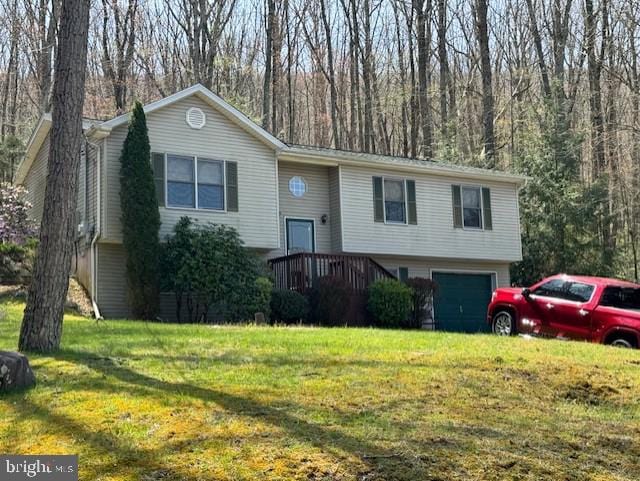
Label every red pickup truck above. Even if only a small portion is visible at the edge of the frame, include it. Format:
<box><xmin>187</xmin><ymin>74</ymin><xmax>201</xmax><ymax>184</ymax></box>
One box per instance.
<box><xmin>487</xmin><ymin>274</ymin><xmax>640</xmax><ymax>348</ymax></box>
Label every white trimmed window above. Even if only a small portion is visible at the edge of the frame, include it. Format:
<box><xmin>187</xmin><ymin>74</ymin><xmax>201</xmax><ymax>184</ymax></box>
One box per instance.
<box><xmin>462</xmin><ymin>186</ymin><xmax>482</xmax><ymax>229</ymax></box>
<box><xmin>373</xmin><ymin>176</ymin><xmax>417</xmax><ymax>224</ymax></box>
<box><xmin>384</xmin><ymin>179</ymin><xmax>406</xmax><ymax>223</ymax></box>
<box><xmin>451</xmin><ymin>185</ymin><xmax>492</xmax><ymax>230</ymax></box>
<box><xmin>197</xmin><ymin>159</ymin><xmax>224</xmax><ymax>209</ymax></box>
<box><xmin>167</xmin><ymin>155</ymin><xmax>196</xmax><ymax>208</ymax></box>
<box><xmin>166</xmin><ymin>154</ymin><xmax>225</xmax><ymax>210</ymax></box>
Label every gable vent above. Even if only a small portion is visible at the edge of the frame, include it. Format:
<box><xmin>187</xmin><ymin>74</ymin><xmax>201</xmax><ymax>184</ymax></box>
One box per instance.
<box><xmin>186</xmin><ymin>107</ymin><xmax>206</xmax><ymax>129</ymax></box>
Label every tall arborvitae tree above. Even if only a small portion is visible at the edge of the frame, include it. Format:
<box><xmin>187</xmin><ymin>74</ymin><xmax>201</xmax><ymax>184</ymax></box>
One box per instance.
<box><xmin>119</xmin><ymin>101</ymin><xmax>161</xmax><ymax>319</ymax></box>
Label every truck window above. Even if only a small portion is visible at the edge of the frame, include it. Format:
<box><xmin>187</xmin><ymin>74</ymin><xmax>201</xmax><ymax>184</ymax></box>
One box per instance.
<box><xmin>532</xmin><ymin>279</ymin><xmax>567</xmax><ymax>299</ymax></box>
<box><xmin>565</xmin><ymin>282</ymin><xmax>595</xmax><ymax>303</ymax></box>
<box><xmin>600</xmin><ymin>286</ymin><xmax>640</xmax><ymax>310</ymax></box>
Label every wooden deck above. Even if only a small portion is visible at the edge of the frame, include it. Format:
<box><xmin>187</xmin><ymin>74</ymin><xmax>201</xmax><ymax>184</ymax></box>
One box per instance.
<box><xmin>269</xmin><ymin>253</ymin><xmax>395</xmax><ymax>324</ymax></box>
<box><xmin>269</xmin><ymin>252</ymin><xmax>395</xmax><ymax>293</ymax></box>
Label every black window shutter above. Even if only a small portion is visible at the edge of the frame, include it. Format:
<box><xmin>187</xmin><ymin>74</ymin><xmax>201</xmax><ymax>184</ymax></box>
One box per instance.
<box><xmin>482</xmin><ymin>187</ymin><xmax>492</xmax><ymax>230</ymax></box>
<box><xmin>373</xmin><ymin>177</ymin><xmax>384</xmax><ymax>222</ymax></box>
<box><xmin>226</xmin><ymin>161</ymin><xmax>239</xmax><ymax>212</ymax></box>
<box><xmin>399</xmin><ymin>267</ymin><xmax>409</xmax><ymax>283</ymax></box>
<box><xmin>406</xmin><ymin>180</ymin><xmax>417</xmax><ymax>224</ymax></box>
<box><xmin>452</xmin><ymin>185</ymin><xmax>463</xmax><ymax>228</ymax></box>
<box><xmin>151</xmin><ymin>152</ymin><xmax>165</xmax><ymax>206</ymax></box>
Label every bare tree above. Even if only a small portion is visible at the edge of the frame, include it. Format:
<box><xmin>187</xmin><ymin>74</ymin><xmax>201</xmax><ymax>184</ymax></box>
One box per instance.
<box><xmin>167</xmin><ymin>0</ymin><xmax>236</xmax><ymax>89</ymax></box>
<box><xmin>339</xmin><ymin>0</ymin><xmax>363</xmax><ymax>150</ymax></box>
<box><xmin>475</xmin><ymin>0</ymin><xmax>495</xmax><ymax>165</ymax></box>
<box><xmin>23</xmin><ymin>0</ymin><xmax>60</xmax><ymax>112</ymax></box>
<box><xmin>585</xmin><ymin>0</ymin><xmax>607</xmax><ymax>177</ymax></box>
<box><xmin>262</xmin><ymin>0</ymin><xmax>275</xmax><ymax>130</ymax></box>
<box><xmin>392</xmin><ymin>0</ymin><xmax>409</xmax><ymax>156</ymax></box>
<box><xmin>414</xmin><ymin>0</ymin><xmax>433</xmax><ymax>160</ymax></box>
<box><xmin>0</xmin><ymin>0</ymin><xmax>20</xmax><ymax>138</ymax></box>
<box><xmin>101</xmin><ymin>0</ymin><xmax>138</xmax><ymax>114</ymax></box>
<box><xmin>361</xmin><ymin>0</ymin><xmax>376</xmax><ymax>152</ymax></box>
<box><xmin>319</xmin><ymin>0</ymin><xmax>341</xmax><ymax>148</ymax></box>
<box><xmin>436</xmin><ymin>0</ymin><xmax>451</xmax><ymax>140</ymax></box>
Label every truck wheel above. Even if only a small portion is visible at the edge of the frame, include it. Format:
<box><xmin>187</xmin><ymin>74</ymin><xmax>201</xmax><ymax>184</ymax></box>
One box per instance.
<box><xmin>607</xmin><ymin>335</ymin><xmax>637</xmax><ymax>349</ymax></box>
<box><xmin>492</xmin><ymin>311</ymin><xmax>515</xmax><ymax>336</ymax></box>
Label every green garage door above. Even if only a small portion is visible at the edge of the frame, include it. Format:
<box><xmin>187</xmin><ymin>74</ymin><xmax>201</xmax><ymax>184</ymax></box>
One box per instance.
<box><xmin>432</xmin><ymin>272</ymin><xmax>493</xmax><ymax>333</ymax></box>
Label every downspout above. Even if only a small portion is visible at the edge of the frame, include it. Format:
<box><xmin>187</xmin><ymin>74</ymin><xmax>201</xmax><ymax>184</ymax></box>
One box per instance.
<box><xmin>86</xmin><ymin>136</ymin><xmax>103</xmax><ymax>319</ymax></box>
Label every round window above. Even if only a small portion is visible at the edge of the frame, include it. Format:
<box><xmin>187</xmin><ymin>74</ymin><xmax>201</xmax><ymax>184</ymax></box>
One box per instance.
<box><xmin>289</xmin><ymin>176</ymin><xmax>307</xmax><ymax>197</ymax></box>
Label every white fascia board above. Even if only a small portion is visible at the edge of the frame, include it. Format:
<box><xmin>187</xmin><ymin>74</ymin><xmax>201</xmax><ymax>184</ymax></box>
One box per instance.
<box><xmin>15</xmin><ymin>115</ymin><xmax>108</xmax><ymax>185</ymax></box>
<box><xmin>14</xmin><ymin>114</ymin><xmax>51</xmax><ymax>185</ymax></box>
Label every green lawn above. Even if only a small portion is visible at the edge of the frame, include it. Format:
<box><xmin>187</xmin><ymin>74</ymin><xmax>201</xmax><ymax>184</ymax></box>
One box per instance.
<box><xmin>1</xmin><ymin>300</ymin><xmax>639</xmax><ymax>481</ymax></box>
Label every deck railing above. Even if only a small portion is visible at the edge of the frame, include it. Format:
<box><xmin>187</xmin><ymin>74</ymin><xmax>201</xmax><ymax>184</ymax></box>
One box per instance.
<box><xmin>269</xmin><ymin>252</ymin><xmax>395</xmax><ymax>293</ymax></box>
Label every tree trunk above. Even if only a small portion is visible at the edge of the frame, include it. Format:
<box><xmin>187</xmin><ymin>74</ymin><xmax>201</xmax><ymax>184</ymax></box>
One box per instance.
<box><xmin>284</xmin><ymin>0</ymin><xmax>296</xmax><ymax>143</ymax></box>
<box><xmin>319</xmin><ymin>0</ymin><xmax>341</xmax><ymax>149</ymax></box>
<box><xmin>585</xmin><ymin>0</ymin><xmax>606</xmax><ymax>178</ymax></box>
<box><xmin>585</xmin><ymin>0</ymin><xmax>612</xmax><ymax>265</ymax></box>
<box><xmin>262</xmin><ymin>0</ymin><xmax>274</xmax><ymax>131</ymax></box>
<box><xmin>19</xmin><ymin>0</ymin><xmax>91</xmax><ymax>353</ymax></box>
<box><xmin>437</xmin><ymin>0</ymin><xmax>449</xmax><ymax>139</ymax></box>
<box><xmin>393</xmin><ymin>0</ymin><xmax>409</xmax><ymax>157</ymax></box>
<box><xmin>475</xmin><ymin>0</ymin><xmax>495</xmax><ymax>166</ymax></box>
<box><xmin>361</xmin><ymin>0</ymin><xmax>375</xmax><ymax>153</ymax></box>
<box><xmin>403</xmin><ymin>5</ymin><xmax>419</xmax><ymax>158</ymax></box>
<box><xmin>36</xmin><ymin>0</ymin><xmax>59</xmax><ymax>113</ymax></box>
<box><xmin>271</xmin><ymin>0</ymin><xmax>281</xmax><ymax>136</ymax></box>
<box><xmin>371</xmin><ymin>68</ymin><xmax>391</xmax><ymax>155</ymax></box>
<box><xmin>629</xmin><ymin>22</ymin><xmax>640</xmax><ymax>281</ymax></box>
<box><xmin>414</xmin><ymin>0</ymin><xmax>432</xmax><ymax>160</ymax></box>
<box><xmin>101</xmin><ymin>0</ymin><xmax>138</xmax><ymax>114</ymax></box>
<box><xmin>524</xmin><ymin>0</ymin><xmax>551</xmax><ymax>99</ymax></box>
<box><xmin>1</xmin><ymin>0</ymin><xmax>20</xmax><ymax>139</ymax></box>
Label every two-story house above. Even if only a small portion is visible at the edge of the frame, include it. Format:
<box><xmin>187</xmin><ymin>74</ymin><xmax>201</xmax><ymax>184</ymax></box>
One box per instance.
<box><xmin>16</xmin><ymin>84</ymin><xmax>525</xmax><ymax>331</ymax></box>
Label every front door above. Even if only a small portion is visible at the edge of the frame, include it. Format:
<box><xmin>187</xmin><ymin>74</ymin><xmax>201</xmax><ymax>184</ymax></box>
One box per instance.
<box><xmin>286</xmin><ymin>219</ymin><xmax>315</xmax><ymax>255</ymax></box>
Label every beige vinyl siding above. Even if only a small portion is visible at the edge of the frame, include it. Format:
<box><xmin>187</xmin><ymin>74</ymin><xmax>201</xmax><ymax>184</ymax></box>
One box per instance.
<box><xmin>87</xmin><ymin>142</ymin><xmax>99</xmax><ymax>233</ymax></box>
<box><xmin>22</xmin><ymin>133</ymin><xmax>50</xmax><ymax>222</ymax></box>
<box><xmin>340</xmin><ymin>165</ymin><xmax>522</xmax><ymax>262</ymax></box>
<box><xmin>74</xmin><ymin>249</ymin><xmax>92</xmax><ymax>293</ymax></box>
<box><xmin>73</xmin><ymin>143</ymin><xmax>88</xmax><ymax>289</ymax></box>
<box><xmin>272</xmin><ymin>162</ymin><xmax>332</xmax><ymax>257</ymax></box>
<box><xmin>77</xmin><ymin>145</ymin><xmax>86</xmax><ymax>226</ymax></box>
<box><xmin>328</xmin><ymin>167</ymin><xmax>342</xmax><ymax>252</ymax></box>
<box><xmin>22</xmin><ymin>133</ymin><xmax>99</xmax><ymax>295</ymax></box>
<box><xmin>82</xmin><ymin>141</ymin><xmax>98</xmax><ymax>233</ymax></box>
<box><xmin>73</xmin><ymin>142</ymin><xmax>99</xmax><ymax>293</ymax></box>
<box><xmin>373</xmin><ymin>255</ymin><xmax>511</xmax><ymax>287</ymax></box>
<box><xmin>21</xmin><ymin>134</ymin><xmax>100</xmax><ymax>235</ymax></box>
<box><xmin>103</xmin><ymin>96</ymin><xmax>279</xmax><ymax>248</ymax></box>
<box><xmin>95</xmin><ymin>241</ymin><xmax>258</xmax><ymax>322</ymax></box>
<box><xmin>75</xmin><ymin>142</ymin><xmax>99</xmax><ymax>233</ymax></box>
<box><xmin>96</xmin><ymin>242</ymin><xmax>129</xmax><ymax>318</ymax></box>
